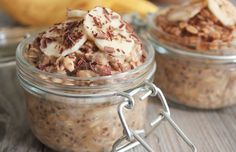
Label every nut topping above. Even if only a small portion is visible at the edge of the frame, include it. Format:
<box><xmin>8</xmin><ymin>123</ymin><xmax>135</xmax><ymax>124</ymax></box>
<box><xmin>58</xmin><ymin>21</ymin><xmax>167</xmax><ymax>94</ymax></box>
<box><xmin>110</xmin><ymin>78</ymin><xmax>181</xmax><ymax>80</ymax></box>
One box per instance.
<box><xmin>155</xmin><ymin>0</ymin><xmax>236</xmax><ymax>51</ymax></box>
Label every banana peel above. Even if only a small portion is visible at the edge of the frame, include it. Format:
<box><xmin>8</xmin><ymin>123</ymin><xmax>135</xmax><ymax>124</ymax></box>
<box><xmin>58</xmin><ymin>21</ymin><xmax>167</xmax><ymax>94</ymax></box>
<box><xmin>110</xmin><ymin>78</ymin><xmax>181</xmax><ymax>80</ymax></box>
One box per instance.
<box><xmin>0</xmin><ymin>0</ymin><xmax>157</xmax><ymax>26</ymax></box>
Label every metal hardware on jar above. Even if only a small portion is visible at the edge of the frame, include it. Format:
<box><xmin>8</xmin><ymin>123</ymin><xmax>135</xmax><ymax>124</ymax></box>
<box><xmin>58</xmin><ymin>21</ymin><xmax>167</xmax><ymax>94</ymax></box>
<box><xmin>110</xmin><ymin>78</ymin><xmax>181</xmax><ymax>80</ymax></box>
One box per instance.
<box><xmin>111</xmin><ymin>81</ymin><xmax>197</xmax><ymax>152</ymax></box>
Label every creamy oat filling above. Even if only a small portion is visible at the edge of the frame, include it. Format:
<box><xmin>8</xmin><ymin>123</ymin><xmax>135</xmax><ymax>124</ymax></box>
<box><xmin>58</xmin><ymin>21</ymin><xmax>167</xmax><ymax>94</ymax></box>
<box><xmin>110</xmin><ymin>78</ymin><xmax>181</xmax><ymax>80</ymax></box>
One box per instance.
<box><xmin>25</xmin><ymin>7</ymin><xmax>146</xmax><ymax>77</ymax></box>
<box><xmin>155</xmin><ymin>0</ymin><xmax>236</xmax><ymax>50</ymax></box>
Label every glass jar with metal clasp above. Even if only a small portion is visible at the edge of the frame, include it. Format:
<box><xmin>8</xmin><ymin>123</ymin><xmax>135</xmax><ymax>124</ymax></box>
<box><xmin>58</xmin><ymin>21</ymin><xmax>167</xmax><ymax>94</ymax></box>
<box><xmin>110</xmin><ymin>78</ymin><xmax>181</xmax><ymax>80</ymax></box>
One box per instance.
<box><xmin>16</xmin><ymin>35</ymin><xmax>197</xmax><ymax>152</ymax></box>
<box><xmin>0</xmin><ymin>26</ymin><xmax>42</xmax><ymax>126</ymax></box>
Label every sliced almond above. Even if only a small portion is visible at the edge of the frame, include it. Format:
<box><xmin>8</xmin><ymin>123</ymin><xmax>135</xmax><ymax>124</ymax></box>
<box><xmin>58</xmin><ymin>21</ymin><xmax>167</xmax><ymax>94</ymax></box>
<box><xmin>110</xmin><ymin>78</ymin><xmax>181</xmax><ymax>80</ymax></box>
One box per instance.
<box><xmin>186</xmin><ymin>25</ymin><xmax>198</xmax><ymax>34</ymax></box>
<box><xmin>63</xmin><ymin>56</ymin><xmax>75</xmax><ymax>72</ymax></box>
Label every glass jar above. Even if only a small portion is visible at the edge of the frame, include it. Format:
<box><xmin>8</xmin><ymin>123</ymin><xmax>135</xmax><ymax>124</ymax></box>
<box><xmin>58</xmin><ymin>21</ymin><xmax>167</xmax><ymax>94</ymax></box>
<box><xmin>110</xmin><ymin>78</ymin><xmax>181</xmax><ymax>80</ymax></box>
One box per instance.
<box><xmin>148</xmin><ymin>14</ymin><xmax>236</xmax><ymax>109</ymax></box>
<box><xmin>0</xmin><ymin>28</ymin><xmax>24</xmax><ymax>83</ymax></box>
<box><xmin>0</xmin><ymin>27</ymin><xmax>31</xmax><ymax>124</ymax></box>
<box><xmin>16</xmin><ymin>37</ymin><xmax>156</xmax><ymax>152</ymax></box>
<box><xmin>0</xmin><ymin>27</ymin><xmax>44</xmax><ymax>125</ymax></box>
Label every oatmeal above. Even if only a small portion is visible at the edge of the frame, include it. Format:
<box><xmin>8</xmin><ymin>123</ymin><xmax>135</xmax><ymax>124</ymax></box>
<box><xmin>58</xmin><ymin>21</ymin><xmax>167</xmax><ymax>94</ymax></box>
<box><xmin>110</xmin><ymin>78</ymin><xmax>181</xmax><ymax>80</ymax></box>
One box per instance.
<box><xmin>150</xmin><ymin>0</ymin><xmax>236</xmax><ymax>109</ymax></box>
<box><xmin>17</xmin><ymin>7</ymin><xmax>155</xmax><ymax>152</ymax></box>
<box><xmin>25</xmin><ymin>91</ymin><xmax>147</xmax><ymax>152</ymax></box>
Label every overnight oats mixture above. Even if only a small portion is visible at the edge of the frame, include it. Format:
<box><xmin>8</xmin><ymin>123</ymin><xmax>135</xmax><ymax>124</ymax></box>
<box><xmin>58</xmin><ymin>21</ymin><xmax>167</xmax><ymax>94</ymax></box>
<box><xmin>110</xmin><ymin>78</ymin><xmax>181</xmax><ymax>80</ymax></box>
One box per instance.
<box><xmin>152</xmin><ymin>0</ymin><xmax>236</xmax><ymax>109</ymax></box>
<box><xmin>22</xmin><ymin>7</ymin><xmax>148</xmax><ymax>152</ymax></box>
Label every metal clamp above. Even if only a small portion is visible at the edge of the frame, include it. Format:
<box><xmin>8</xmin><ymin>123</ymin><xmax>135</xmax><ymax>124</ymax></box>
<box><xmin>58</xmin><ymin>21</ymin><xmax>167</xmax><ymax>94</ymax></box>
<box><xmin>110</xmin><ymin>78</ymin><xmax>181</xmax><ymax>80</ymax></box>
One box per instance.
<box><xmin>111</xmin><ymin>81</ymin><xmax>197</xmax><ymax>152</ymax></box>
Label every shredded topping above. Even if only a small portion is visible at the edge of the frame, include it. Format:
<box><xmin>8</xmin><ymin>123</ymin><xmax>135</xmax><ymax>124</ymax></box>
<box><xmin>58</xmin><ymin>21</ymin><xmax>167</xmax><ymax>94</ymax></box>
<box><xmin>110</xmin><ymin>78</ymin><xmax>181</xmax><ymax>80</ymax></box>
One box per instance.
<box><xmin>25</xmin><ymin>7</ymin><xmax>146</xmax><ymax>77</ymax></box>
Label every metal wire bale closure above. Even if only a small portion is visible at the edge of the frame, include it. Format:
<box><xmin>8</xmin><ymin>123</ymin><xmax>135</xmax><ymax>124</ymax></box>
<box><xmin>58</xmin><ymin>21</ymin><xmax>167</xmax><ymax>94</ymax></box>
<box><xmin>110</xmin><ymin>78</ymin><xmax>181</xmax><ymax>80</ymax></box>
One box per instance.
<box><xmin>111</xmin><ymin>81</ymin><xmax>197</xmax><ymax>152</ymax></box>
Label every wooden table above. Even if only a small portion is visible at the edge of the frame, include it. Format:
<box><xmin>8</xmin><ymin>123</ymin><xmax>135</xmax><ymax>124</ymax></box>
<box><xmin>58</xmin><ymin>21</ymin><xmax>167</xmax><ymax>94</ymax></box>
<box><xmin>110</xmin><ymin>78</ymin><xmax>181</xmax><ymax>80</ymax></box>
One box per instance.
<box><xmin>0</xmin><ymin>63</ymin><xmax>236</xmax><ymax>152</ymax></box>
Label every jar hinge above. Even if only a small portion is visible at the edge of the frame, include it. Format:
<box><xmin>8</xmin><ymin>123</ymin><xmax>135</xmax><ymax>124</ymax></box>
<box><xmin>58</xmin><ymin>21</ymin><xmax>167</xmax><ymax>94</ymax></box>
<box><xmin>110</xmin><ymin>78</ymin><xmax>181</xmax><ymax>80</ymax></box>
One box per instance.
<box><xmin>111</xmin><ymin>81</ymin><xmax>197</xmax><ymax>152</ymax></box>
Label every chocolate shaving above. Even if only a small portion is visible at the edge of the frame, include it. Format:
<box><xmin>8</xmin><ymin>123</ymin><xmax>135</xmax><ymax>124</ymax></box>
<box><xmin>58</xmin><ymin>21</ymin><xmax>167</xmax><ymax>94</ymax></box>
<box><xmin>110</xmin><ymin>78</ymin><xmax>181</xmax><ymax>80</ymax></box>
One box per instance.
<box><xmin>107</xmin><ymin>31</ymin><xmax>113</xmax><ymax>40</ymax></box>
<box><xmin>104</xmin><ymin>14</ymin><xmax>111</xmax><ymax>22</ymax></box>
<box><xmin>104</xmin><ymin>46</ymin><xmax>115</xmax><ymax>53</ymax></box>
<box><xmin>140</xmin><ymin>54</ymin><xmax>146</xmax><ymax>63</ymax></box>
<box><xmin>93</xmin><ymin>17</ymin><xmax>102</xmax><ymax>28</ymax></box>
<box><xmin>54</xmin><ymin>23</ymin><xmax>61</xmax><ymax>26</ymax></box>
<box><xmin>77</xmin><ymin>57</ymin><xmax>89</xmax><ymax>70</ymax></box>
<box><xmin>95</xmin><ymin>32</ymin><xmax>107</xmax><ymax>39</ymax></box>
<box><xmin>103</xmin><ymin>7</ymin><xmax>109</xmax><ymax>15</ymax></box>
<box><xmin>59</xmin><ymin>47</ymin><xmax>64</xmax><ymax>53</ymax></box>
<box><xmin>119</xmin><ymin>23</ymin><xmax>125</xmax><ymax>29</ymax></box>
<box><xmin>111</xmin><ymin>15</ymin><xmax>119</xmax><ymax>19</ymax></box>
<box><xmin>63</xmin><ymin>32</ymin><xmax>74</xmax><ymax>49</ymax></box>
<box><xmin>96</xmin><ymin>65</ymin><xmax>112</xmax><ymax>76</ymax></box>
<box><xmin>89</xmin><ymin>62</ymin><xmax>96</xmax><ymax>72</ymax></box>
<box><xmin>130</xmin><ymin>33</ymin><xmax>140</xmax><ymax>40</ymax></box>
<box><xmin>34</xmin><ymin>37</ymin><xmax>41</xmax><ymax>48</ymax></box>
<box><xmin>67</xmin><ymin>35</ymin><xmax>75</xmax><ymax>44</ymax></box>
<box><xmin>40</xmin><ymin>38</ymin><xmax>47</xmax><ymax>49</ymax></box>
<box><xmin>63</xmin><ymin>21</ymin><xmax>84</xmax><ymax>49</ymax></box>
<box><xmin>49</xmin><ymin>26</ymin><xmax>57</xmax><ymax>32</ymax></box>
<box><xmin>119</xmin><ymin>33</ymin><xmax>126</xmax><ymax>39</ymax></box>
<box><xmin>125</xmin><ymin>24</ymin><xmax>134</xmax><ymax>33</ymax></box>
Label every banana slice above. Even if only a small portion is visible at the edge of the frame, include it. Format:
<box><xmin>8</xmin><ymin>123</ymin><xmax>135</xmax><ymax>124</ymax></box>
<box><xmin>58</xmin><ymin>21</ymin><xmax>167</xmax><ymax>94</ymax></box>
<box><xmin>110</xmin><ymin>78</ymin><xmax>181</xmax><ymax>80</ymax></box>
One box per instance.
<box><xmin>208</xmin><ymin>0</ymin><xmax>236</xmax><ymax>26</ymax></box>
<box><xmin>67</xmin><ymin>9</ymin><xmax>88</xmax><ymax>18</ymax></box>
<box><xmin>39</xmin><ymin>19</ymin><xmax>87</xmax><ymax>57</ymax></box>
<box><xmin>167</xmin><ymin>0</ymin><xmax>207</xmax><ymax>22</ymax></box>
<box><xmin>83</xmin><ymin>7</ymin><xmax>139</xmax><ymax>57</ymax></box>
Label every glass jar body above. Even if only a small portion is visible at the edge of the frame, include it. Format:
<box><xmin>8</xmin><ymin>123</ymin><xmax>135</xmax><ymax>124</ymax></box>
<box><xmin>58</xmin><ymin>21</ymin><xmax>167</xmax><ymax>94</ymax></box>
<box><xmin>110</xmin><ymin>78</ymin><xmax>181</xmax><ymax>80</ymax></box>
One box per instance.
<box><xmin>16</xmin><ymin>36</ymin><xmax>156</xmax><ymax>152</ymax></box>
<box><xmin>24</xmin><ymin>88</ymin><xmax>148</xmax><ymax>152</ymax></box>
<box><xmin>155</xmin><ymin>51</ymin><xmax>236</xmax><ymax>109</ymax></box>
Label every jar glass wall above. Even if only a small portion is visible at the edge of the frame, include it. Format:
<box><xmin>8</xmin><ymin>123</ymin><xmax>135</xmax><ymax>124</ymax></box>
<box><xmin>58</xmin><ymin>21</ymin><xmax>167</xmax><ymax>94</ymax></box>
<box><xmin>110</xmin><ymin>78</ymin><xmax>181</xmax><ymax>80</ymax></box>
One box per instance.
<box><xmin>155</xmin><ymin>46</ymin><xmax>236</xmax><ymax>109</ymax></box>
<box><xmin>16</xmin><ymin>37</ymin><xmax>156</xmax><ymax>152</ymax></box>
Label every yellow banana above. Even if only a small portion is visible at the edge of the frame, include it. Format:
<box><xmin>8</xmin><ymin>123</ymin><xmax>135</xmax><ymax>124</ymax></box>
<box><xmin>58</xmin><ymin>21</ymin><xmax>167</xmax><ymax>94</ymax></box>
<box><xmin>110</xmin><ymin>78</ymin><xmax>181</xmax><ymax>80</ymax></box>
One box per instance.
<box><xmin>0</xmin><ymin>0</ymin><xmax>74</xmax><ymax>26</ymax></box>
<box><xmin>72</xmin><ymin>0</ymin><xmax>157</xmax><ymax>16</ymax></box>
<box><xmin>0</xmin><ymin>0</ymin><xmax>157</xmax><ymax>26</ymax></box>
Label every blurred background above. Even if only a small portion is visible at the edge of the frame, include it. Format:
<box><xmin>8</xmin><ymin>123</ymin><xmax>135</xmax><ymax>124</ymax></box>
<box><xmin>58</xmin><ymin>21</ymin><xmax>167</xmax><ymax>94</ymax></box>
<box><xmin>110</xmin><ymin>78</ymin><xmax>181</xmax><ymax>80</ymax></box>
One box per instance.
<box><xmin>0</xmin><ymin>0</ymin><xmax>185</xmax><ymax>27</ymax></box>
<box><xmin>0</xmin><ymin>0</ymin><xmax>185</xmax><ymax>62</ymax></box>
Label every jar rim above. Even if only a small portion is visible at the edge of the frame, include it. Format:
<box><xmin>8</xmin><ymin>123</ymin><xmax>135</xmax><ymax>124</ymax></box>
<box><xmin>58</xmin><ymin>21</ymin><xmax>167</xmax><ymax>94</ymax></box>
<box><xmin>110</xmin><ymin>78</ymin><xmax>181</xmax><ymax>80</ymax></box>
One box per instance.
<box><xmin>16</xmin><ymin>36</ymin><xmax>156</xmax><ymax>97</ymax></box>
<box><xmin>17</xmin><ymin>36</ymin><xmax>154</xmax><ymax>81</ymax></box>
<box><xmin>0</xmin><ymin>27</ymin><xmax>45</xmax><ymax>63</ymax></box>
<box><xmin>148</xmin><ymin>12</ymin><xmax>236</xmax><ymax>61</ymax></box>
